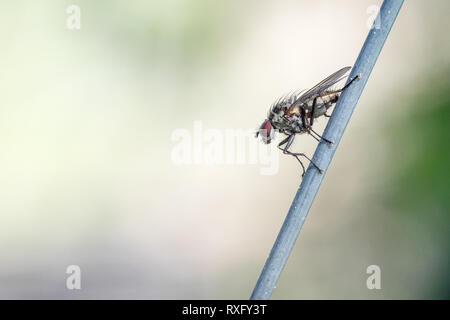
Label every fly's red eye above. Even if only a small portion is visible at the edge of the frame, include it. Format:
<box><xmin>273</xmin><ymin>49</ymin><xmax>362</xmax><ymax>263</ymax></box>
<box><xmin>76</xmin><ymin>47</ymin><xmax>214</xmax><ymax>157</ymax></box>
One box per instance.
<box><xmin>259</xmin><ymin>120</ymin><xmax>274</xmax><ymax>143</ymax></box>
<box><xmin>259</xmin><ymin>120</ymin><xmax>271</xmax><ymax>136</ymax></box>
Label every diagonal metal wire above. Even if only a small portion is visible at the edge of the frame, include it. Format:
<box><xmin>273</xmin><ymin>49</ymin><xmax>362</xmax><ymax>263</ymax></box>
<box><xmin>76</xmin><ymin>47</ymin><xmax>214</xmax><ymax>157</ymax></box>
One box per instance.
<box><xmin>250</xmin><ymin>0</ymin><xmax>404</xmax><ymax>300</ymax></box>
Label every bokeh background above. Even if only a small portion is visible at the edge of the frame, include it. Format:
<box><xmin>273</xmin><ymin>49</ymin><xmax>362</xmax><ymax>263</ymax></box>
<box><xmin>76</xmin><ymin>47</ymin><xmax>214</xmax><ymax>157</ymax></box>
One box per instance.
<box><xmin>0</xmin><ymin>0</ymin><xmax>448</xmax><ymax>299</ymax></box>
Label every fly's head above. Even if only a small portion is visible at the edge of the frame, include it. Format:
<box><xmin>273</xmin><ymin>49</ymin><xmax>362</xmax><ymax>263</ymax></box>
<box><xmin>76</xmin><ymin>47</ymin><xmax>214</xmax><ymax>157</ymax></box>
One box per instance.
<box><xmin>256</xmin><ymin>119</ymin><xmax>275</xmax><ymax>144</ymax></box>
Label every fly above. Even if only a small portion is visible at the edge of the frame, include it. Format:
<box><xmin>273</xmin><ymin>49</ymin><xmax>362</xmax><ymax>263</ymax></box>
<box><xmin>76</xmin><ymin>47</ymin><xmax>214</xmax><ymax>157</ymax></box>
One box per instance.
<box><xmin>256</xmin><ymin>66</ymin><xmax>360</xmax><ymax>176</ymax></box>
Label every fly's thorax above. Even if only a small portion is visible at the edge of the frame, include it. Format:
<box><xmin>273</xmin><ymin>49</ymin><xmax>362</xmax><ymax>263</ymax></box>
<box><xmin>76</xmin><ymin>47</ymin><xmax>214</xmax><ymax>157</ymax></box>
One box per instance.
<box><xmin>269</xmin><ymin>90</ymin><xmax>305</xmax><ymax>118</ymax></box>
<box><xmin>271</xmin><ymin>114</ymin><xmax>304</xmax><ymax>134</ymax></box>
<box><xmin>268</xmin><ymin>105</ymin><xmax>287</xmax><ymax>124</ymax></box>
<box><xmin>286</xmin><ymin>104</ymin><xmax>300</xmax><ymax>116</ymax></box>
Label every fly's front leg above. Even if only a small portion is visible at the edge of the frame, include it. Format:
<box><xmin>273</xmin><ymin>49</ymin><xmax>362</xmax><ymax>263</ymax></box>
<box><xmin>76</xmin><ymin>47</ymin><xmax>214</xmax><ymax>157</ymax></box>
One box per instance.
<box><xmin>278</xmin><ymin>135</ymin><xmax>306</xmax><ymax>176</ymax></box>
<box><xmin>278</xmin><ymin>134</ymin><xmax>323</xmax><ymax>176</ymax></box>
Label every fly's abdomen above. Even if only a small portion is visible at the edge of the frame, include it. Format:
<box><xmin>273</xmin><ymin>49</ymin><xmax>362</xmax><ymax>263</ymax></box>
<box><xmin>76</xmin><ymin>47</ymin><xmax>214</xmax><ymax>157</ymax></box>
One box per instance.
<box><xmin>285</xmin><ymin>92</ymin><xmax>339</xmax><ymax>118</ymax></box>
<box><xmin>313</xmin><ymin>92</ymin><xmax>339</xmax><ymax>118</ymax></box>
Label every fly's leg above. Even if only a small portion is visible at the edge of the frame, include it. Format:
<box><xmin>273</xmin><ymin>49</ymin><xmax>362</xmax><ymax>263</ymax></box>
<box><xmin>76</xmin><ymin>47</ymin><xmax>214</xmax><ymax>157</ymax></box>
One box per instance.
<box><xmin>300</xmin><ymin>107</ymin><xmax>308</xmax><ymax>129</ymax></box>
<box><xmin>340</xmin><ymin>73</ymin><xmax>361</xmax><ymax>91</ymax></box>
<box><xmin>278</xmin><ymin>135</ymin><xmax>305</xmax><ymax>176</ymax></box>
<box><xmin>310</xmin><ymin>97</ymin><xmax>318</xmax><ymax>126</ymax></box>
<box><xmin>278</xmin><ymin>135</ymin><xmax>323</xmax><ymax>176</ymax></box>
<box><xmin>306</xmin><ymin>129</ymin><xmax>332</xmax><ymax>145</ymax></box>
<box><xmin>309</xmin><ymin>128</ymin><xmax>334</xmax><ymax>145</ymax></box>
<box><xmin>306</xmin><ymin>74</ymin><xmax>361</xmax><ymax>143</ymax></box>
<box><xmin>319</xmin><ymin>74</ymin><xmax>361</xmax><ymax>98</ymax></box>
<box><xmin>307</xmin><ymin>96</ymin><xmax>333</xmax><ymax>145</ymax></box>
<box><xmin>308</xmin><ymin>131</ymin><xmax>321</xmax><ymax>143</ymax></box>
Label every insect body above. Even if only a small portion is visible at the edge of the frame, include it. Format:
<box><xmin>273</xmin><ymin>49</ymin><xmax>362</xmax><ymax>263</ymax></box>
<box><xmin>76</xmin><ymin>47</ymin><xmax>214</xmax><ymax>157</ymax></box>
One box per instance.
<box><xmin>256</xmin><ymin>66</ymin><xmax>360</xmax><ymax>176</ymax></box>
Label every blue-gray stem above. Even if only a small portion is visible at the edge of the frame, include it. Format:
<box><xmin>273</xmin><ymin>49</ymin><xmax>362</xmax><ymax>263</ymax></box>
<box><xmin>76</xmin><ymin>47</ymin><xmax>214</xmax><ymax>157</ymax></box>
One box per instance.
<box><xmin>250</xmin><ymin>0</ymin><xmax>404</xmax><ymax>300</ymax></box>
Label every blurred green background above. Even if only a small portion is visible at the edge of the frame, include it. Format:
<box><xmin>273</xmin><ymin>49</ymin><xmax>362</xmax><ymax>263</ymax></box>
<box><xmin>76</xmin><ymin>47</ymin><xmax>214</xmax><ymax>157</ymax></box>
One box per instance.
<box><xmin>0</xmin><ymin>0</ymin><xmax>448</xmax><ymax>299</ymax></box>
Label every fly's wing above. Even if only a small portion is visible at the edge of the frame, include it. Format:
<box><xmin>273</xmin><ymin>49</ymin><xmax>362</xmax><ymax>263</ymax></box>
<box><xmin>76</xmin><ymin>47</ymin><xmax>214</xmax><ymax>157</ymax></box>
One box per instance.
<box><xmin>292</xmin><ymin>66</ymin><xmax>351</xmax><ymax>106</ymax></box>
